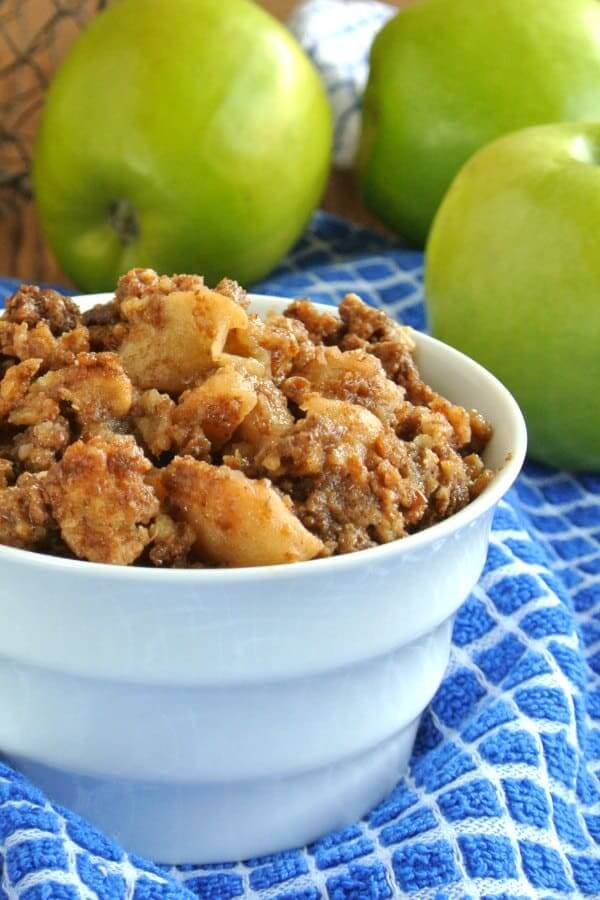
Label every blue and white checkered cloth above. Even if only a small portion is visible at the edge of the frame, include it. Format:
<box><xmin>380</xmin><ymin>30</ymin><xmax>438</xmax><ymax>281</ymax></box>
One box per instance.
<box><xmin>1</xmin><ymin>213</ymin><xmax>600</xmax><ymax>898</ymax></box>
<box><xmin>288</xmin><ymin>0</ymin><xmax>395</xmax><ymax>168</ymax></box>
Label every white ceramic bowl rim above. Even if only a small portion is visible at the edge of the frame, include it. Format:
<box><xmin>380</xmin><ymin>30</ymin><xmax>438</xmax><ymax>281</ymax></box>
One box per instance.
<box><xmin>0</xmin><ymin>292</ymin><xmax>527</xmax><ymax>581</ymax></box>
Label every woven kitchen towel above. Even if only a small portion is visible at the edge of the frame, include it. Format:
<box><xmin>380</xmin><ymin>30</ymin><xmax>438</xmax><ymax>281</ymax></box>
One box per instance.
<box><xmin>1</xmin><ymin>212</ymin><xmax>600</xmax><ymax>899</ymax></box>
<box><xmin>288</xmin><ymin>0</ymin><xmax>395</xmax><ymax>168</ymax></box>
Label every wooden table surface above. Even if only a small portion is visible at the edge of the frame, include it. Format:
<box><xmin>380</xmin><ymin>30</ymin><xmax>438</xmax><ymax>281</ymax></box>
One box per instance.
<box><xmin>0</xmin><ymin>0</ymin><xmax>404</xmax><ymax>286</ymax></box>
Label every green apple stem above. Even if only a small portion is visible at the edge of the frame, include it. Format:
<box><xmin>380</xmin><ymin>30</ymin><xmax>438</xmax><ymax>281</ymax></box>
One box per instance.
<box><xmin>109</xmin><ymin>198</ymin><xmax>139</xmax><ymax>246</ymax></box>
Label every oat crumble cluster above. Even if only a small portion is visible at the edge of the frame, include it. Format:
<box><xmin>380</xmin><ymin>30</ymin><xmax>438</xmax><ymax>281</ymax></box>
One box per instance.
<box><xmin>0</xmin><ymin>269</ymin><xmax>494</xmax><ymax>567</ymax></box>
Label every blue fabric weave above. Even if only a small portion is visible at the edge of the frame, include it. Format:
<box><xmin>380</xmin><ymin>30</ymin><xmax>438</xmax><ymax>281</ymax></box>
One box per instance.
<box><xmin>1</xmin><ymin>213</ymin><xmax>599</xmax><ymax>898</ymax></box>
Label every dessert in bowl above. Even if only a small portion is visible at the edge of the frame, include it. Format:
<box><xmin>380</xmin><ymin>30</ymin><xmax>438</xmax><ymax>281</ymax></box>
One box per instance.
<box><xmin>0</xmin><ymin>271</ymin><xmax>526</xmax><ymax>862</ymax></box>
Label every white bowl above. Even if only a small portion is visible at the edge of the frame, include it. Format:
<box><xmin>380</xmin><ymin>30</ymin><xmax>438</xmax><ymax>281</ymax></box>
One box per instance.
<box><xmin>0</xmin><ymin>293</ymin><xmax>527</xmax><ymax>863</ymax></box>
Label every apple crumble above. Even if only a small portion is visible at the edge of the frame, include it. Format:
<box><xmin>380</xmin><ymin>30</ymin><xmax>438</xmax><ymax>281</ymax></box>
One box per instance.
<box><xmin>0</xmin><ymin>269</ymin><xmax>494</xmax><ymax>566</ymax></box>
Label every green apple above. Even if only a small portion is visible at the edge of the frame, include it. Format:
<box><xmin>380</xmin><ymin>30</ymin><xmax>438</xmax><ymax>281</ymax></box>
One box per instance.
<box><xmin>33</xmin><ymin>0</ymin><xmax>332</xmax><ymax>291</ymax></box>
<box><xmin>357</xmin><ymin>0</ymin><xmax>600</xmax><ymax>246</ymax></box>
<box><xmin>425</xmin><ymin>122</ymin><xmax>600</xmax><ymax>471</ymax></box>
